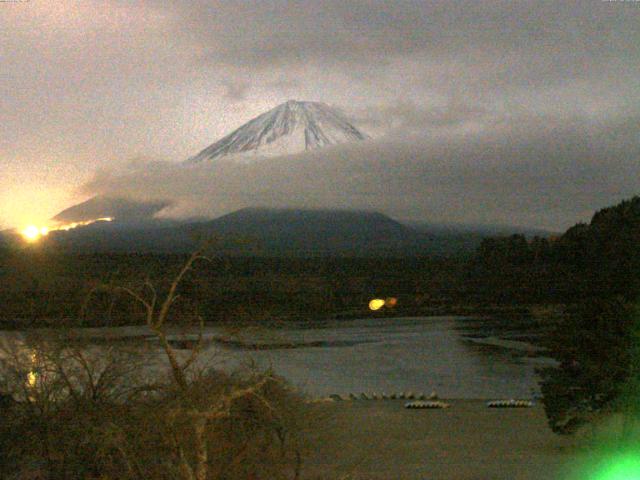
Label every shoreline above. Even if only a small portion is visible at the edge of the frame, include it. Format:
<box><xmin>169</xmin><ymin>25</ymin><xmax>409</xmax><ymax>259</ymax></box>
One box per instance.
<box><xmin>0</xmin><ymin>303</ymin><xmax>553</xmax><ymax>331</ymax></box>
<box><xmin>303</xmin><ymin>399</ymin><xmax>578</xmax><ymax>480</ymax></box>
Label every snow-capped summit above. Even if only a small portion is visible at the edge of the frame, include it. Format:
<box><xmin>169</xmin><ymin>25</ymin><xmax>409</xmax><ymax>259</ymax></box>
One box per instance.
<box><xmin>187</xmin><ymin>100</ymin><xmax>369</xmax><ymax>163</ymax></box>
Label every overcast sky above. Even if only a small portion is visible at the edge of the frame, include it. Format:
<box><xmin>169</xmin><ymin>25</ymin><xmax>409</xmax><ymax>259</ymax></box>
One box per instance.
<box><xmin>1</xmin><ymin>0</ymin><xmax>639</xmax><ymax>230</ymax></box>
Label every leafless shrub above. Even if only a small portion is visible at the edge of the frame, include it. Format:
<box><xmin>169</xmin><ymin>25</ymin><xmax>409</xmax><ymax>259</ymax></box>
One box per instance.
<box><xmin>0</xmin><ymin>248</ymin><xmax>312</xmax><ymax>480</ymax></box>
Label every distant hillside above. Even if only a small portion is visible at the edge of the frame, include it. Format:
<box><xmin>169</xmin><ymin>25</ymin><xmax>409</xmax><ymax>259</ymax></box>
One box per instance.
<box><xmin>409</xmin><ymin>222</ymin><xmax>555</xmax><ymax>238</ymax></box>
<box><xmin>39</xmin><ymin>220</ymin><xmax>194</xmax><ymax>254</ymax></box>
<box><xmin>407</xmin><ymin>222</ymin><xmax>555</xmax><ymax>257</ymax></box>
<box><xmin>189</xmin><ymin>208</ymin><xmax>427</xmax><ymax>256</ymax></box>
<box><xmin>1</xmin><ymin>207</ymin><xmax>564</xmax><ymax>257</ymax></box>
<box><xmin>53</xmin><ymin>196</ymin><xmax>169</xmax><ymax>224</ymax></box>
<box><xmin>39</xmin><ymin>208</ymin><xmax>431</xmax><ymax>256</ymax></box>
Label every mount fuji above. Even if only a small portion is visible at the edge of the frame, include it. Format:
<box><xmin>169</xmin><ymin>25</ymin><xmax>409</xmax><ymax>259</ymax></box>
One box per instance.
<box><xmin>31</xmin><ymin>99</ymin><xmax>550</xmax><ymax>255</ymax></box>
<box><xmin>48</xmin><ymin>100</ymin><xmax>369</xmax><ymax>226</ymax></box>
<box><xmin>187</xmin><ymin>100</ymin><xmax>369</xmax><ymax>163</ymax></box>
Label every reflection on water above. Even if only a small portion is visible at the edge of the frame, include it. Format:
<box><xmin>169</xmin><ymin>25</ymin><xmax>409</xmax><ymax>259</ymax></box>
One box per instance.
<box><xmin>196</xmin><ymin>316</ymin><xmax>554</xmax><ymax>399</ymax></box>
<box><xmin>27</xmin><ymin>371</ymin><xmax>37</xmax><ymax>387</ymax></box>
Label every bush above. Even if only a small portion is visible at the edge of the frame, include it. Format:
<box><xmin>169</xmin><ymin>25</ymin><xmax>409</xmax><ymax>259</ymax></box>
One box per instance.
<box><xmin>538</xmin><ymin>298</ymin><xmax>639</xmax><ymax>435</ymax></box>
<box><xmin>0</xmin><ymin>249</ymin><xmax>311</xmax><ymax>479</ymax></box>
<box><xmin>0</xmin><ymin>332</ymin><xmax>309</xmax><ymax>479</ymax></box>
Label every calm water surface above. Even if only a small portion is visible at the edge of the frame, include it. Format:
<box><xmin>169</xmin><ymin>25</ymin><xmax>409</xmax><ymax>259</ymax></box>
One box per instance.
<box><xmin>0</xmin><ymin>316</ymin><xmax>554</xmax><ymax>399</ymax></box>
<box><xmin>196</xmin><ymin>316</ymin><xmax>554</xmax><ymax>399</ymax></box>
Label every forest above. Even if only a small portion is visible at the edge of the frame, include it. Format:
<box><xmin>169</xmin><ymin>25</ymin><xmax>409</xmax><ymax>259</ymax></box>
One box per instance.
<box><xmin>1</xmin><ymin>197</ymin><xmax>639</xmax><ymax>329</ymax></box>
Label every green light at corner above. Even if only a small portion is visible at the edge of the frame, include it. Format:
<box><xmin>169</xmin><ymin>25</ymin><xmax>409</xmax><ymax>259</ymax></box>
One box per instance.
<box><xmin>588</xmin><ymin>453</ymin><xmax>640</xmax><ymax>480</ymax></box>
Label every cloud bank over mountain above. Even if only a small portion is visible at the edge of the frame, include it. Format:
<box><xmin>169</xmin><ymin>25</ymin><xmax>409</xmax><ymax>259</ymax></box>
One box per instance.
<box><xmin>83</xmin><ymin>108</ymin><xmax>640</xmax><ymax>231</ymax></box>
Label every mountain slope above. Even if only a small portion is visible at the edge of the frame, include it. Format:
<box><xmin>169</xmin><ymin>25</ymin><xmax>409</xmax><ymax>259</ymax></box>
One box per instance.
<box><xmin>190</xmin><ymin>208</ymin><xmax>421</xmax><ymax>255</ymax></box>
<box><xmin>187</xmin><ymin>100</ymin><xmax>369</xmax><ymax>163</ymax></box>
<box><xmin>9</xmin><ymin>204</ymin><xmax>558</xmax><ymax>257</ymax></box>
<box><xmin>53</xmin><ymin>196</ymin><xmax>169</xmax><ymax>224</ymax></box>
<box><xmin>35</xmin><ymin>208</ymin><xmax>433</xmax><ymax>256</ymax></box>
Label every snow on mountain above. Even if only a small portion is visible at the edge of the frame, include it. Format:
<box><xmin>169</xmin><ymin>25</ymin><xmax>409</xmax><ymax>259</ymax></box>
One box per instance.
<box><xmin>187</xmin><ymin>100</ymin><xmax>369</xmax><ymax>163</ymax></box>
<box><xmin>50</xmin><ymin>101</ymin><xmax>368</xmax><ymax>225</ymax></box>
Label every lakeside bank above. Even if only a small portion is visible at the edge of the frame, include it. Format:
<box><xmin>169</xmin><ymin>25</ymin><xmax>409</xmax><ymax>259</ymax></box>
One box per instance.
<box><xmin>303</xmin><ymin>399</ymin><xmax>579</xmax><ymax>480</ymax></box>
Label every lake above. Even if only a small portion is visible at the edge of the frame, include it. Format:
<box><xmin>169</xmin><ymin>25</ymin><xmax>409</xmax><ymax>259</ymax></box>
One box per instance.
<box><xmin>193</xmin><ymin>316</ymin><xmax>555</xmax><ymax>399</ymax></box>
<box><xmin>0</xmin><ymin>316</ymin><xmax>555</xmax><ymax>400</ymax></box>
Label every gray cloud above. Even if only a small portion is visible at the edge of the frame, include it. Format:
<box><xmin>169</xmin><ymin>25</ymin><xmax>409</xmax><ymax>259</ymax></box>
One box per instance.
<box><xmin>353</xmin><ymin>100</ymin><xmax>491</xmax><ymax>134</ymax></box>
<box><xmin>221</xmin><ymin>78</ymin><xmax>252</xmax><ymax>102</ymax></box>
<box><xmin>82</xmin><ymin>110</ymin><xmax>640</xmax><ymax>231</ymax></box>
<box><xmin>171</xmin><ymin>1</ymin><xmax>635</xmax><ymax>65</ymax></box>
<box><xmin>166</xmin><ymin>0</ymin><xmax>640</xmax><ymax>92</ymax></box>
<box><xmin>1</xmin><ymin>0</ymin><xmax>639</xmax><ymax>229</ymax></box>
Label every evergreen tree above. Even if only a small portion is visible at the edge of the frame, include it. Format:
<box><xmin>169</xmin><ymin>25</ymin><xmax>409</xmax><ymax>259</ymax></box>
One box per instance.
<box><xmin>538</xmin><ymin>298</ymin><xmax>638</xmax><ymax>434</ymax></box>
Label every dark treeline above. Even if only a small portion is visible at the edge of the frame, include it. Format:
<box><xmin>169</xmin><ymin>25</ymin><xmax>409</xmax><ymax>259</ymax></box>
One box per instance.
<box><xmin>2</xmin><ymin>196</ymin><xmax>639</xmax><ymax>329</ymax></box>
<box><xmin>0</xmin><ymin>252</ymin><xmax>466</xmax><ymax>327</ymax></box>
<box><xmin>465</xmin><ymin>196</ymin><xmax>640</xmax><ymax>435</ymax></box>
<box><xmin>467</xmin><ymin>196</ymin><xmax>640</xmax><ymax>305</ymax></box>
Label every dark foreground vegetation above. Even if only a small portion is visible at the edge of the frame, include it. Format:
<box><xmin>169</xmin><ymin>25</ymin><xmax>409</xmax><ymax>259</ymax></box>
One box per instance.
<box><xmin>0</xmin><ymin>253</ymin><xmax>312</xmax><ymax>480</ymax></box>
<box><xmin>468</xmin><ymin>196</ymin><xmax>640</xmax><ymax>437</ymax></box>
<box><xmin>0</xmin><ymin>339</ymin><xmax>308</xmax><ymax>480</ymax></box>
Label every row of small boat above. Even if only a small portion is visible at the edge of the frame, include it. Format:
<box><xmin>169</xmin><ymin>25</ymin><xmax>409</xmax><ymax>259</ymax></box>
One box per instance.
<box><xmin>486</xmin><ymin>399</ymin><xmax>533</xmax><ymax>408</ymax></box>
<box><xmin>404</xmin><ymin>399</ymin><xmax>533</xmax><ymax>408</ymax></box>
<box><xmin>329</xmin><ymin>392</ymin><xmax>439</xmax><ymax>401</ymax></box>
<box><xmin>325</xmin><ymin>393</ymin><xmax>534</xmax><ymax>409</ymax></box>
<box><xmin>405</xmin><ymin>401</ymin><xmax>451</xmax><ymax>409</ymax></box>
<box><xmin>405</xmin><ymin>399</ymin><xmax>533</xmax><ymax>409</ymax></box>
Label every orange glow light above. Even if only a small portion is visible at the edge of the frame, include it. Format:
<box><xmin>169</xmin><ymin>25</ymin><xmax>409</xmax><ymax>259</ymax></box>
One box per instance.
<box><xmin>20</xmin><ymin>217</ymin><xmax>114</xmax><ymax>242</ymax></box>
